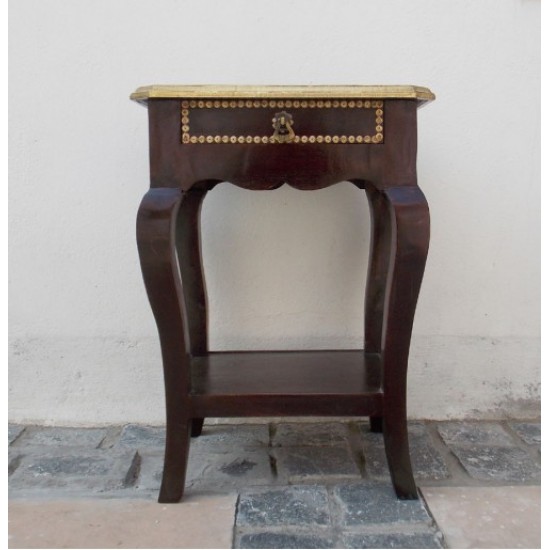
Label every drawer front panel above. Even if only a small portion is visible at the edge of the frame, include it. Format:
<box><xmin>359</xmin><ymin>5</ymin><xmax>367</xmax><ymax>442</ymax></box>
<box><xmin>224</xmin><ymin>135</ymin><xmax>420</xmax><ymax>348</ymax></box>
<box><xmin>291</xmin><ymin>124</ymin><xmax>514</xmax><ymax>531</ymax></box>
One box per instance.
<box><xmin>181</xmin><ymin>99</ymin><xmax>384</xmax><ymax>145</ymax></box>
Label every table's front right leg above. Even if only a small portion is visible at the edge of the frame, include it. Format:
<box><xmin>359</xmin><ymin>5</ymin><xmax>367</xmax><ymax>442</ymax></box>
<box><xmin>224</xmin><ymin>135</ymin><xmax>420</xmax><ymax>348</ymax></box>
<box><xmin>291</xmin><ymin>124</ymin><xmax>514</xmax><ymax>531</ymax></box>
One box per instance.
<box><xmin>136</xmin><ymin>188</ymin><xmax>191</xmax><ymax>503</ymax></box>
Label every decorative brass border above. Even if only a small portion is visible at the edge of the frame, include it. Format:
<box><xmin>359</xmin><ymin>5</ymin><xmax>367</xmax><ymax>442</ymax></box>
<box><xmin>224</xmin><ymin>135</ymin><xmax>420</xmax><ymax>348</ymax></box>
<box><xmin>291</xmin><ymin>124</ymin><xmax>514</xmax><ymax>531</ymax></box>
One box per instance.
<box><xmin>181</xmin><ymin>99</ymin><xmax>384</xmax><ymax>145</ymax></box>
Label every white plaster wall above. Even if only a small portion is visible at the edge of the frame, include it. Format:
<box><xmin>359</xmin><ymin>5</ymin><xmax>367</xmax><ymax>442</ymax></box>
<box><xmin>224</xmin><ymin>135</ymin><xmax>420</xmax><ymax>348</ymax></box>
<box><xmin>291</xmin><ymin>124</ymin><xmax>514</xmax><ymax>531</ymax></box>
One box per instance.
<box><xmin>9</xmin><ymin>0</ymin><xmax>540</xmax><ymax>425</ymax></box>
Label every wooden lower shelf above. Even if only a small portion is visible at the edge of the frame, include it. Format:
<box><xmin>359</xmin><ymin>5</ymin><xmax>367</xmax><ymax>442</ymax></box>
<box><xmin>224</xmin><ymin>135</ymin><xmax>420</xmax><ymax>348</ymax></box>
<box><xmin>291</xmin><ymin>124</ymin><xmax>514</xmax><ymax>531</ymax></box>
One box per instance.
<box><xmin>189</xmin><ymin>350</ymin><xmax>382</xmax><ymax>417</ymax></box>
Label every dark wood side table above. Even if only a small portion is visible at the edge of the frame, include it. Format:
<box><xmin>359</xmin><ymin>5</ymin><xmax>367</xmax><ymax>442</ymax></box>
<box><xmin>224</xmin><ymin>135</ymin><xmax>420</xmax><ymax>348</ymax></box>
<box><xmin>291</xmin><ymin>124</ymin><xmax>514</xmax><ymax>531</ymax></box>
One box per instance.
<box><xmin>131</xmin><ymin>85</ymin><xmax>435</xmax><ymax>503</ymax></box>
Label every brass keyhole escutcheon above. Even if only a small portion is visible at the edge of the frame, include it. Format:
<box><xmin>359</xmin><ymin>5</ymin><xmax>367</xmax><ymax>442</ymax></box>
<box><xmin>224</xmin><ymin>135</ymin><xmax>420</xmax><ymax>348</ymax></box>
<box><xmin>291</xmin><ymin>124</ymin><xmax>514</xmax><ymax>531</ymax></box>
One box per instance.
<box><xmin>272</xmin><ymin>111</ymin><xmax>295</xmax><ymax>143</ymax></box>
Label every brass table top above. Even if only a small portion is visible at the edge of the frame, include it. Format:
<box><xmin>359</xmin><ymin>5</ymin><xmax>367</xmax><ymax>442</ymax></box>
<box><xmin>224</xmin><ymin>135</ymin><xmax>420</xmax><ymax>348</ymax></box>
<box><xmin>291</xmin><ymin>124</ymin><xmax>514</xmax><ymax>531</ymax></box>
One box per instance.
<box><xmin>131</xmin><ymin>85</ymin><xmax>435</xmax><ymax>107</ymax></box>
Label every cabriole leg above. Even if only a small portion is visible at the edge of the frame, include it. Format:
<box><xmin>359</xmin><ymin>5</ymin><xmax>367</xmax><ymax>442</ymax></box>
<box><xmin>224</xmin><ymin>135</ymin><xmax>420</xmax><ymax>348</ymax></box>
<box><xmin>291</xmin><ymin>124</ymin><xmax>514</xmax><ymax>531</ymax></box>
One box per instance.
<box><xmin>137</xmin><ymin>188</ymin><xmax>192</xmax><ymax>503</ymax></box>
<box><xmin>364</xmin><ymin>186</ymin><xmax>393</xmax><ymax>433</ymax></box>
<box><xmin>176</xmin><ymin>189</ymin><xmax>210</xmax><ymax>438</ymax></box>
<box><xmin>381</xmin><ymin>186</ymin><xmax>430</xmax><ymax>500</ymax></box>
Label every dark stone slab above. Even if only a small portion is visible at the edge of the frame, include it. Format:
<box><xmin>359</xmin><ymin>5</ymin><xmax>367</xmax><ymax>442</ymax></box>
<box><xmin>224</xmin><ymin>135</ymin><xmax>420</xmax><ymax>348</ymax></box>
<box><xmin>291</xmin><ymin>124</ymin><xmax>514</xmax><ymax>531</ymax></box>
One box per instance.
<box><xmin>8</xmin><ymin>425</ymin><xmax>25</xmax><ymax>445</ymax></box>
<box><xmin>237</xmin><ymin>532</ymin><xmax>333</xmax><ymax>549</ymax></box>
<box><xmin>15</xmin><ymin>427</ymin><xmax>107</xmax><ymax>449</ymax></box>
<box><xmin>508</xmin><ymin>422</ymin><xmax>541</xmax><ymax>446</ymax></box>
<box><xmin>340</xmin><ymin>532</ymin><xmax>443</xmax><ymax>549</ymax></box>
<box><xmin>450</xmin><ymin>445</ymin><xmax>540</xmax><ymax>482</ymax></box>
<box><xmin>133</xmin><ymin>451</ymin><xmax>164</xmax><ymax>491</ymax></box>
<box><xmin>117</xmin><ymin>425</ymin><xmax>165</xmax><ymax>450</ymax></box>
<box><xmin>275</xmin><ymin>446</ymin><xmax>360</xmax><ymax>481</ymax></box>
<box><xmin>272</xmin><ymin>422</ymin><xmax>349</xmax><ymax>447</ymax></box>
<box><xmin>9</xmin><ymin>450</ymin><xmax>138</xmax><ymax>493</ymax></box>
<box><xmin>361</xmin><ymin>423</ymin><xmax>449</xmax><ymax>481</ymax></box>
<box><xmin>437</xmin><ymin>422</ymin><xmax>515</xmax><ymax>447</ymax></box>
<box><xmin>191</xmin><ymin>424</ymin><xmax>269</xmax><ymax>452</ymax></box>
<box><xmin>334</xmin><ymin>483</ymin><xmax>432</xmax><ymax>526</ymax></box>
<box><xmin>187</xmin><ymin>449</ymin><xmax>274</xmax><ymax>490</ymax></box>
<box><xmin>8</xmin><ymin>451</ymin><xmax>23</xmax><ymax>476</ymax></box>
<box><xmin>236</xmin><ymin>485</ymin><xmax>330</xmax><ymax>527</ymax></box>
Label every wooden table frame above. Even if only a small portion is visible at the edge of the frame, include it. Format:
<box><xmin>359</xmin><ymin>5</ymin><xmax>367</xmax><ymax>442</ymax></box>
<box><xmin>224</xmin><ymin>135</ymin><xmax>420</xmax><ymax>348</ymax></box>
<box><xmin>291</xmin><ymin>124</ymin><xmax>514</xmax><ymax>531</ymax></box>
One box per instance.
<box><xmin>132</xmin><ymin>85</ymin><xmax>434</xmax><ymax>503</ymax></box>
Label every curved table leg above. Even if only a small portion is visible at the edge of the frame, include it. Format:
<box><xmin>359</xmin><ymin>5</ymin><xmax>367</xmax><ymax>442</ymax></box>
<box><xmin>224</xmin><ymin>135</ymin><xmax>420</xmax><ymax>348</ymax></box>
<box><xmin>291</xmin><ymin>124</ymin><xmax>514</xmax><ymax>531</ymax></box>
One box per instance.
<box><xmin>137</xmin><ymin>188</ymin><xmax>191</xmax><ymax>503</ymax></box>
<box><xmin>364</xmin><ymin>186</ymin><xmax>393</xmax><ymax>433</ymax></box>
<box><xmin>175</xmin><ymin>189</ymin><xmax>210</xmax><ymax>438</ymax></box>
<box><xmin>381</xmin><ymin>186</ymin><xmax>430</xmax><ymax>500</ymax></box>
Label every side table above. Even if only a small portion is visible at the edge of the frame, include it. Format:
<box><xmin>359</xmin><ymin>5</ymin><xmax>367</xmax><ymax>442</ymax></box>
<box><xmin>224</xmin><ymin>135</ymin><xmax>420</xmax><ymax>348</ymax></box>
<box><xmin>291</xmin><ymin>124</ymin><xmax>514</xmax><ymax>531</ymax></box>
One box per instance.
<box><xmin>131</xmin><ymin>85</ymin><xmax>435</xmax><ymax>503</ymax></box>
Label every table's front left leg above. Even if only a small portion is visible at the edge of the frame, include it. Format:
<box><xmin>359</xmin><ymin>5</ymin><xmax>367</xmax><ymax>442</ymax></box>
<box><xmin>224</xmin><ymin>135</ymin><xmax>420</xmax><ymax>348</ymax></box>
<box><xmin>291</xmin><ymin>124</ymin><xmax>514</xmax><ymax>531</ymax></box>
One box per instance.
<box><xmin>381</xmin><ymin>186</ymin><xmax>430</xmax><ymax>500</ymax></box>
<box><xmin>137</xmin><ymin>188</ymin><xmax>191</xmax><ymax>503</ymax></box>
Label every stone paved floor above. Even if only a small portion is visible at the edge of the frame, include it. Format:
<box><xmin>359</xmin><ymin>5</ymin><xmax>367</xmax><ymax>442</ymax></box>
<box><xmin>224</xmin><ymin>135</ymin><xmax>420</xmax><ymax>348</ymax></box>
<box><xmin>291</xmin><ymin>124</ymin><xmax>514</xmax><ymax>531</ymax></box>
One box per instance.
<box><xmin>8</xmin><ymin>420</ymin><xmax>541</xmax><ymax>548</ymax></box>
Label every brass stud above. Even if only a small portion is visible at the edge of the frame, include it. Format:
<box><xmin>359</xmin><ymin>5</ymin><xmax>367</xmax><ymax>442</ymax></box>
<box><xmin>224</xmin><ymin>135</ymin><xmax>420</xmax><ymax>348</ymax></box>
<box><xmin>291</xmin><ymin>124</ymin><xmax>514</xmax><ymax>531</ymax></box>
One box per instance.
<box><xmin>356</xmin><ymin>100</ymin><xmax>363</xmax><ymax>108</ymax></box>
<box><xmin>277</xmin><ymin>100</ymin><xmax>284</xmax><ymax>108</ymax></box>
<box><xmin>190</xmin><ymin>136</ymin><xmax>198</xmax><ymax>143</ymax></box>
<box><xmin>198</xmin><ymin>101</ymin><xmax>205</xmax><ymax>108</ymax></box>
<box><xmin>294</xmin><ymin>136</ymin><xmax>300</xmax><ymax>143</ymax></box>
<box><xmin>214</xmin><ymin>101</ymin><xmax>221</xmax><ymax>108</ymax></box>
<box><xmin>181</xmin><ymin>109</ymin><xmax>189</xmax><ymax>116</ymax></box>
<box><xmin>356</xmin><ymin>136</ymin><xmax>363</xmax><ymax>143</ymax></box>
<box><xmin>376</xmin><ymin>117</ymin><xmax>383</xmax><ymax>124</ymax></box>
<box><xmin>246</xmin><ymin>136</ymin><xmax>253</xmax><ymax>143</ymax></box>
<box><xmin>230</xmin><ymin>136</ymin><xmax>237</xmax><ymax>143</ymax></box>
<box><xmin>253</xmin><ymin>101</ymin><xmax>260</xmax><ymax>108</ymax></box>
<box><xmin>222</xmin><ymin>136</ymin><xmax>229</xmax><ymax>143</ymax></box>
<box><xmin>229</xmin><ymin>101</ymin><xmax>236</xmax><ymax>108</ymax></box>
<box><xmin>316</xmin><ymin>135</ymin><xmax>324</xmax><ymax>143</ymax></box>
<box><xmin>293</xmin><ymin>100</ymin><xmax>300</xmax><ymax>108</ymax></box>
<box><xmin>308</xmin><ymin>136</ymin><xmax>316</xmax><ymax>143</ymax></box>
<box><xmin>261</xmin><ymin>100</ymin><xmax>268</xmax><ymax>108</ymax></box>
<box><xmin>364</xmin><ymin>100</ymin><xmax>371</xmax><ymax>108</ymax></box>
<box><xmin>309</xmin><ymin>100</ymin><xmax>316</xmax><ymax>108</ymax></box>
<box><xmin>269</xmin><ymin>100</ymin><xmax>276</xmax><ymax>108</ymax></box>
<box><xmin>253</xmin><ymin>136</ymin><xmax>261</xmax><ymax>143</ymax></box>
<box><xmin>340</xmin><ymin>136</ymin><xmax>347</xmax><ymax>143</ymax></box>
<box><xmin>316</xmin><ymin>100</ymin><xmax>324</xmax><ymax>108</ymax></box>
<box><xmin>182</xmin><ymin>100</ymin><xmax>189</xmax><ymax>108</ymax></box>
<box><xmin>182</xmin><ymin>125</ymin><xmax>190</xmax><ymax>132</ymax></box>
<box><xmin>261</xmin><ymin>136</ymin><xmax>269</xmax><ymax>143</ymax></box>
<box><xmin>376</xmin><ymin>133</ymin><xmax>383</xmax><ymax>140</ymax></box>
<box><xmin>190</xmin><ymin>101</ymin><xmax>197</xmax><ymax>108</ymax></box>
<box><xmin>198</xmin><ymin>135</ymin><xmax>205</xmax><ymax>143</ymax></box>
<box><xmin>333</xmin><ymin>136</ymin><xmax>340</xmax><ymax>143</ymax></box>
<box><xmin>325</xmin><ymin>136</ymin><xmax>332</xmax><ymax>143</ymax></box>
<box><xmin>376</xmin><ymin>109</ymin><xmax>383</xmax><ymax>116</ymax></box>
<box><xmin>349</xmin><ymin>136</ymin><xmax>356</xmax><ymax>143</ymax></box>
<box><xmin>237</xmin><ymin>136</ymin><xmax>245</xmax><ymax>143</ymax></box>
<box><xmin>285</xmin><ymin>100</ymin><xmax>292</xmax><ymax>108</ymax></box>
<box><xmin>182</xmin><ymin>134</ymin><xmax>190</xmax><ymax>144</ymax></box>
<box><xmin>341</xmin><ymin>100</ymin><xmax>347</xmax><ymax>108</ymax></box>
<box><xmin>348</xmin><ymin>100</ymin><xmax>355</xmax><ymax>108</ymax></box>
<box><xmin>301</xmin><ymin>136</ymin><xmax>308</xmax><ymax>143</ymax></box>
<box><xmin>205</xmin><ymin>101</ymin><xmax>212</xmax><ymax>108</ymax></box>
<box><xmin>301</xmin><ymin>101</ymin><xmax>308</xmax><ymax>108</ymax></box>
<box><xmin>214</xmin><ymin>136</ymin><xmax>221</xmax><ymax>143</ymax></box>
<box><xmin>364</xmin><ymin>136</ymin><xmax>371</xmax><ymax>143</ymax></box>
<box><xmin>238</xmin><ymin>100</ymin><xmax>245</xmax><ymax>108</ymax></box>
<box><xmin>376</xmin><ymin>125</ymin><xmax>383</xmax><ymax>132</ymax></box>
<box><xmin>333</xmin><ymin>100</ymin><xmax>340</xmax><ymax>108</ymax></box>
<box><xmin>245</xmin><ymin>100</ymin><xmax>253</xmax><ymax>108</ymax></box>
<box><xmin>222</xmin><ymin>101</ymin><xmax>229</xmax><ymax>108</ymax></box>
<box><xmin>206</xmin><ymin>136</ymin><xmax>214</xmax><ymax>143</ymax></box>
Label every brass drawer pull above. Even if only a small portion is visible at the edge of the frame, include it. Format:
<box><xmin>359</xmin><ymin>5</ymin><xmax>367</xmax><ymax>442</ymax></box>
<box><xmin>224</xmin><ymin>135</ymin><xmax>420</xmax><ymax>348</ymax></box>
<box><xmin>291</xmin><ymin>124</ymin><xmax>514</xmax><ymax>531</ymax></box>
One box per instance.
<box><xmin>272</xmin><ymin>111</ymin><xmax>295</xmax><ymax>143</ymax></box>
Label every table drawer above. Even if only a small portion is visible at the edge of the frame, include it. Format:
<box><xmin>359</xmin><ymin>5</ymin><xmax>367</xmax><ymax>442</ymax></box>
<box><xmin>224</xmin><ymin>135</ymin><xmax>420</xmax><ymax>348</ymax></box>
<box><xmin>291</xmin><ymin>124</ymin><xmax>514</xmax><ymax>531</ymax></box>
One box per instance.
<box><xmin>181</xmin><ymin>99</ymin><xmax>384</xmax><ymax>145</ymax></box>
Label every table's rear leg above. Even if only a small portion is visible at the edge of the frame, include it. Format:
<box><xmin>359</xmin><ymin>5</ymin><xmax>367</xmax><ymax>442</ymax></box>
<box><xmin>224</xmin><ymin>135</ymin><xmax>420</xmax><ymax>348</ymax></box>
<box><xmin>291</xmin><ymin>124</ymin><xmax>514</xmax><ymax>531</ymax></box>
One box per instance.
<box><xmin>381</xmin><ymin>186</ymin><xmax>430</xmax><ymax>500</ymax></box>
<box><xmin>137</xmin><ymin>188</ymin><xmax>192</xmax><ymax>503</ymax></box>
<box><xmin>364</xmin><ymin>186</ymin><xmax>392</xmax><ymax>433</ymax></box>
<box><xmin>176</xmin><ymin>188</ymin><xmax>210</xmax><ymax>438</ymax></box>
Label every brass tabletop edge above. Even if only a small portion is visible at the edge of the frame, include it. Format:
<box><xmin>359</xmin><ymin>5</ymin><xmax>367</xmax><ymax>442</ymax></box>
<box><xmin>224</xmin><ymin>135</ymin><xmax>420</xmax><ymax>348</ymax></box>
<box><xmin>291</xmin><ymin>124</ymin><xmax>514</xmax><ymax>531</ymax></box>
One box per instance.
<box><xmin>130</xmin><ymin>85</ymin><xmax>436</xmax><ymax>104</ymax></box>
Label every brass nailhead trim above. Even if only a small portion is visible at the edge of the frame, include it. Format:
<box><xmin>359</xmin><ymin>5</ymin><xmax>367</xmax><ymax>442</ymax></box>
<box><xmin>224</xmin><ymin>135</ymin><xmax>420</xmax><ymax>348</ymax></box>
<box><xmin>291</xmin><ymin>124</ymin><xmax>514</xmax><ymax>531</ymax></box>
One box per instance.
<box><xmin>181</xmin><ymin>100</ymin><xmax>383</xmax><ymax>144</ymax></box>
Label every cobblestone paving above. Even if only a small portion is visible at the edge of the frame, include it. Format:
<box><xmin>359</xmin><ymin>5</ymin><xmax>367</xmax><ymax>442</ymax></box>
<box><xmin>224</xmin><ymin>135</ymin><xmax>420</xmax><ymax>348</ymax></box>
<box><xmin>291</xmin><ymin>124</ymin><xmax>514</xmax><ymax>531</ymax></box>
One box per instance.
<box><xmin>8</xmin><ymin>420</ymin><xmax>540</xmax><ymax>549</ymax></box>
